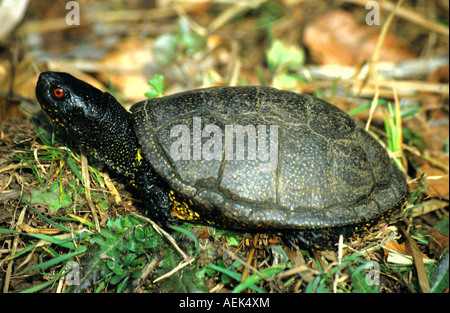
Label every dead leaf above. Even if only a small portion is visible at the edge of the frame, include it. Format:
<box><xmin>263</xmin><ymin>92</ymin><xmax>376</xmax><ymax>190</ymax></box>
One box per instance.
<box><xmin>0</xmin><ymin>98</ymin><xmax>23</xmax><ymax>122</ymax></box>
<box><xmin>419</xmin><ymin>163</ymin><xmax>449</xmax><ymax>200</ymax></box>
<box><xmin>429</xmin><ymin>229</ymin><xmax>449</xmax><ymax>259</ymax></box>
<box><xmin>411</xmin><ymin>199</ymin><xmax>450</xmax><ymax>218</ymax></box>
<box><xmin>304</xmin><ymin>9</ymin><xmax>416</xmax><ymax>66</ymax></box>
<box><xmin>99</xmin><ymin>37</ymin><xmax>154</xmax><ymax>103</ymax></box>
<box><xmin>384</xmin><ymin>241</ymin><xmax>431</xmax><ymax>262</ymax></box>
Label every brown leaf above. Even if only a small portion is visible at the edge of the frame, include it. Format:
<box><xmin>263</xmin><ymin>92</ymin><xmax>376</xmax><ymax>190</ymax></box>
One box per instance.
<box><xmin>429</xmin><ymin>229</ymin><xmax>449</xmax><ymax>259</ymax></box>
<box><xmin>0</xmin><ymin>98</ymin><xmax>23</xmax><ymax>122</ymax></box>
<box><xmin>418</xmin><ymin>162</ymin><xmax>449</xmax><ymax>200</ymax></box>
<box><xmin>99</xmin><ymin>37</ymin><xmax>154</xmax><ymax>102</ymax></box>
<box><xmin>383</xmin><ymin>241</ymin><xmax>429</xmax><ymax>260</ymax></box>
<box><xmin>304</xmin><ymin>9</ymin><xmax>415</xmax><ymax>66</ymax></box>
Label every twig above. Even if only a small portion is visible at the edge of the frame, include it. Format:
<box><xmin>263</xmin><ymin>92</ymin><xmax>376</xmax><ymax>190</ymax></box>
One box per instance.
<box><xmin>2</xmin><ymin>207</ymin><xmax>27</xmax><ymax>293</ymax></box>
<box><xmin>224</xmin><ymin>247</ymin><xmax>268</xmax><ymax>280</ymax></box>
<box><xmin>333</xmin><ymin>234</ymin><xmax>344</xmax><ymax>293</ymax></box>
<box><xmin>80</xmin><ymin>147</ymin><xmax>100</xmax><ymax>232</ymax></box>
<box><xmin>152</xmin><ymin>257</ymin><xmax>195</xmax><ymax>283</ymax></box>
<box><xmin>132</xmin><ymin>251</ymin><xmax>164</xmax><ymax>292</ymax></box>
<box><xmin>344</xmin><ymin>0</ymin><xmax>449</xmax><ymax>37</ymax></box>
<box><xmin>366</xmin><ymin>0</ymin><xmax>405</xmax><ymax>131</ymax></box>
<box><xmin>399</xmin><ymin>225</ymin><xmax>431</xmax><ymax>293</ymax></box>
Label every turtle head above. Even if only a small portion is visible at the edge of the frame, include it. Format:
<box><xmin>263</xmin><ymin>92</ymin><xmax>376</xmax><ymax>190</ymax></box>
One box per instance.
<box><xmin>35</xmin><ymin>71</ymin><xmax>127</xmax><ymax>144</ymax></box>
<box><xmin>36</xmin><ymin>71</ymin><xmax>140</xmax><ymax>176</ymax></box>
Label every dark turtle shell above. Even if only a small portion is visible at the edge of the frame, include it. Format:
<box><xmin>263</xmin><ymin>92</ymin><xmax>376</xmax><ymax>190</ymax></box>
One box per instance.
<box><xmin>130</xmin><ymin>86</ymin><xmax>408</xmax><ymax>232</ymax></box>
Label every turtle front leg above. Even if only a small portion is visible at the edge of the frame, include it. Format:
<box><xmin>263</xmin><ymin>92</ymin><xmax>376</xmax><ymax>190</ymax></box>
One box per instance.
<box><xmin>134</xmin><ymin>163</ymin><xmax>174</xmax><ymax>225</ymax></box>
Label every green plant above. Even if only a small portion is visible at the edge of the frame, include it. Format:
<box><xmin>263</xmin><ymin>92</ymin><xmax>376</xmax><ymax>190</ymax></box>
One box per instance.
<box><xmin>145</xmin><ymin>74</ymin><xmax>167</xmax><ymax>99</ymax></box>
<box><xmin>382</xmin><ymin>101</ymin><xmax>405</xmax><ymax>170</ymax></box>
<box><xmin>265</xmin><ymin>39</ymin><xmax>305</xmax><ymax>90</ymax></box>
<box><xmin>152</xmin><ymin>18</ymin><xmax>206</xmax><ymax>68</ymax></box>
<box><xmin>76</xmin><ymin>214</ymin><xmax>161</xmax><ymax>292</ymax></box>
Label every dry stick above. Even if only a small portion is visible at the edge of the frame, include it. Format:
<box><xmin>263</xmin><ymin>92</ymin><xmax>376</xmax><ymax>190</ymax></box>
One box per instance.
<box><xmin>153</xmin><ymin>257</ymin><xmax>196</xmax><ymax>283</ymax></box>
<box><xmin>0</xmin><ymin>168</ymin><xmax>15</xmax><ymax>192</ymax></box>
<box><xmin>224</xmin><ymin>247</ymin><xmax>268</xmax><ymax>281</ymax></box>
<box><xmin>366</xmin><ymin>0</ymin><xmax>405</xmax><ymax>131</ymax></box>
<box><xmin>80</xmin><ymin>147</ymin><xmax>100</xmax><ymax>232</ymax></box>
<box><xmin>131</xmin><ymin>213</ymin><xmax>187</xmax><ymax>260</ymax></box>
<box><xmin>2</xmin><ymin>207</ymin><xmax>27</xmax><ymax>293</ymax></box>
<box><xmin>229</xmin><ymin>50</ymin><xmax>242</xmax><ymax>87</ymax></box>
<box><xmin>241</xmin><ymin>233</ymin><xmax>259</xmax><ymax>283</ymax></box>
<box><xmin>381</xmin><ymin>2</ymin><xmax>449</xmax><ymax>37</ymax></box>
<box><xmin>344</xmin><ymin>0</ymin><xmax>449</xmax><ymax>37</ymax></box>
<box><xmin>172</xmin><ymin>0</ymin><xmax>266</xmax><ymax>37</ymax></box>
<box><xmin>17</xmin><ymin>7</ymin><xmax>179</xmax><ymax>36</ymax></box>
<box><xmin>129</xmin><ymin>213</ymin><xmax>193</xmax><ymax>284</ymax></box>
<box><xmin>133</xmin><ymin>251</ymin><xmax>165</xmax><ymax>292</ymax></box>
<box><xmin>399</xmin><ymin>225</ymin><xmax>431</xmax><ymax>293</ymax></box>
<box><xmin>103</xmin><ymin>171</ymin><xmax>122</xmax><ymax>205</ymax></box>
<box><xmin>172</xmin><ymin>3</ymin><xmax>208</xmax><ymax>37</ymax></box>
<box><xmin>333</xmin><ymin>235</ymin><xmax>345</xmax><ymax>293</ymax></box>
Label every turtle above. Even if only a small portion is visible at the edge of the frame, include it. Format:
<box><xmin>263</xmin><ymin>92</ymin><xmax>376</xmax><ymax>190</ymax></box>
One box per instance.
<box><xmin>35</xmin><ymin>71</ymin><xmax>409</xmax><ymax>248</ymax></box>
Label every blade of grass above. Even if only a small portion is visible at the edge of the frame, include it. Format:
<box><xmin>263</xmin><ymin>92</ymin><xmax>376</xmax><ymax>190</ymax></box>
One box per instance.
<box><xmin>206</xmin><ymin>263</ymin><xmax>265</xmax><ymax>293</ymax></box>
<box><xmin>66</xmin><ymin>150</ymin><xmax>84</xmax><ymax>183</ymax></box>
<box><xmin>23</xmin><ymin>249</ymin><xmax>86</xmax><ymax>273</ymax></box>
<box><xmin>0</xmin><ymin>229</ymin><xmax>85</xmax><ymax>250</ymax></box>
<box><xmin>68</xmin><ymin>213</ymin><xmax>96</xmax><ymax>229</ymax></box>
<box><xmin>233</xmin><ymin>265</ymin><xmax>285</xmax><ymax>293</ymax></box>
<box><xmin>170</xmin><ymin>225</ymin><xmax>199</xmax><ymax>253</ymax></box>
<box><xmin>19</xmin><ymin>278</ymin><xmax>58</xmax><ymax>293</ymax></box>
<box><xmin>27</xmin><ymin>158</ymin><xmax>43</xmax><ymax>184</ymax></box>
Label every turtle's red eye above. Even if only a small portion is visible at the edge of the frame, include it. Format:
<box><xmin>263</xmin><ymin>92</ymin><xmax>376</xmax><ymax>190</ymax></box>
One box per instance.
<box><xmin>53</xmin><ymin>88</ymin><xmax>64</xmax><ymax>98</ymax></box>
